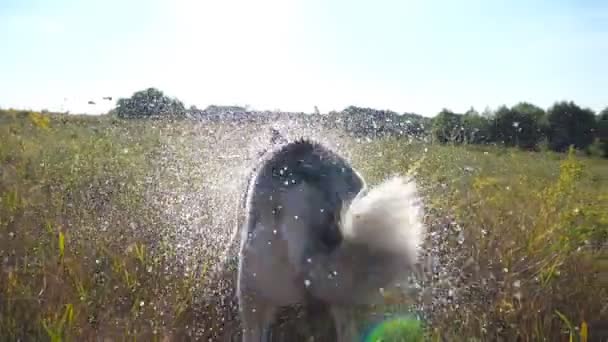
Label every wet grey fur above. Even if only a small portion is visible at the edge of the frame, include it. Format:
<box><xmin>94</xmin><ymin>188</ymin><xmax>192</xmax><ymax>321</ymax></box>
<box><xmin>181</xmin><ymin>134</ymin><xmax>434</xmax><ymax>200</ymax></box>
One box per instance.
<box><xmin>236</xmin><ymin>139</ymin><xmax>413</xmax><ymax>342</ymax></box>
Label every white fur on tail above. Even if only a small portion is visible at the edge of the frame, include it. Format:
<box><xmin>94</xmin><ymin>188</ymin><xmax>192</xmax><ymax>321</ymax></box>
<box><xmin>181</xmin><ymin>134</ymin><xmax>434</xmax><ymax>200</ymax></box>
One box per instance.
<box><xmin>339</xmin><ymin>176</ymin><xmax>425</xmax><ymax>263</ymax></box>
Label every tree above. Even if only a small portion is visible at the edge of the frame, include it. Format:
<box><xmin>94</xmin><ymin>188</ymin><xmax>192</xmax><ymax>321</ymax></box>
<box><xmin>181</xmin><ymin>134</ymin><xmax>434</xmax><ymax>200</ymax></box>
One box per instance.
<box><xmin>464</xmin><ymin>107</ymin><xmax>479</xmax><ymax>116</ymax></box>
<box><xmin>489</xmin><ymin>104</ymin><xmax>544</xmax><ymax>149</ymax></box>
<box><xmin>115</xmin><ymin>88</ymin><xmax>186</xmax><ymax>119</ymax></box>
<box><xmin>461</xmin><ymin>110</ymin><xmax>491</xmax><ymax>144</ymax></box>
<box><xmin>432</xmin><ymin>109</ymin><xmax>464</xmax><ymax>144</ymax></box>
<box><xmin>481</xmin><ymin>106</ymin><xmax>494</xmax><ymax>118</ymax></box>
<box><xmin>597</xmin><ymin>107</ymin><xmax>608</xmax><ymax>157</ymax></box>
<box><xmin>546</xmin><ymin>101</ymin><xmax>596</xmax><ymax>152</ymax></box>
<box><xmin>512</xmin><ymin>102</ymin><xmax>545</xmax><ymax>125</ymax></box>
<box><xmin>511</xmin><ymin>102</ymin><xmax>544</xmax><ymax>148</ymax></box>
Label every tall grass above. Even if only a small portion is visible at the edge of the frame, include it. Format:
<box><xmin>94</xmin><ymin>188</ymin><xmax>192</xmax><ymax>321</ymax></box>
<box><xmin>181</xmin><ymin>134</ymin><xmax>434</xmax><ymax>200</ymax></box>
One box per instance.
<box><xmin>352</xmin><ymin>139</ymin><xmax>607</xmax><ymax>341</ymax></box>
<box><xmin>0</xmin><ymin>110</ymin><xmax>225</xmax><ymax>340</ymax></box>
<box><xmin>1</xmin><ymin>110</ymin><xmax>606</xmax><ymax>341</ymax></box>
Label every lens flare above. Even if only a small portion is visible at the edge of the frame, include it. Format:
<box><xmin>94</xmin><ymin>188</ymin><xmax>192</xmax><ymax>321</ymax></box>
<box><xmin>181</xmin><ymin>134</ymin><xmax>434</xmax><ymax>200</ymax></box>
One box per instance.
<box><xmin>363</xmin><ymin>314</ymin><xmax>424</xmax><ymax>342</ymax></box>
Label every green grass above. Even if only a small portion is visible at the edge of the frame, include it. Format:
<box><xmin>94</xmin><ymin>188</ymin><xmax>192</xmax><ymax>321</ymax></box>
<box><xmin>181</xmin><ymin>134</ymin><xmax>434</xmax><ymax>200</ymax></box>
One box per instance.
<box><xmin>352</xmin><ymin>139</ymin><xmax>607</xmax><ymax>341</ymax></box>
<box><xmin>1</xmin><ymin>109</ymin><xmax>606</xmax><ymax>341</ymax></box>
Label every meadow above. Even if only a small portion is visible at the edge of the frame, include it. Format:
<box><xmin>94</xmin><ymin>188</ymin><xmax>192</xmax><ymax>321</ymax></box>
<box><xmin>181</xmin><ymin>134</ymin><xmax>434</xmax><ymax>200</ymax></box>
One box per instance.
<box><xmin>0</xmin><ymin>109</ymin><xmax>606</xmax><ymax>341</ymax></box>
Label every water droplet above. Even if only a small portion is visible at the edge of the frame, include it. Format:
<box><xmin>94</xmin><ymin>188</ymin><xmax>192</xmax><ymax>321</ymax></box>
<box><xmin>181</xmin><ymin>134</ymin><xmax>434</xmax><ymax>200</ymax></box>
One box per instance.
<box><xmin>304</xmin><ymin>279</ymin><xmax>311</xmax><ymax>287</ymax></box>
<box><xmin>294</xmin><ymin>215</ymin><xmax>299</xmax><ymax>220</ymax></box>
<box><xmin>272</xmin><ymin>229</ymin><xmax>277</xmax><ymax>235</ymax></box>
<box><xmin>457</xmin><ymin>231</ymin><xmax>465</xmax><ymax>244</ymax></box>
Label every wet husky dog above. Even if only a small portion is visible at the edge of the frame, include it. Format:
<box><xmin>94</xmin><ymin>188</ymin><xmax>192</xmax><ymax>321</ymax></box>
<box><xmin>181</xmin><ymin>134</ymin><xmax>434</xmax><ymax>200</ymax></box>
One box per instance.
<box><xmin>237</xmin><ymin>138</ymin><xmax>425</xmax><ymax>342</ymax></box>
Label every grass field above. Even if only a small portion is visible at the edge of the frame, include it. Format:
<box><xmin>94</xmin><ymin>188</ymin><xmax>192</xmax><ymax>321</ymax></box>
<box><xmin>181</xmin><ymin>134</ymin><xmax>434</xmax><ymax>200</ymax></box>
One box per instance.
<box><xmin>1</xmin><ymin>109</ymin><xmax>607</xmax><ymax>341</ymax></box>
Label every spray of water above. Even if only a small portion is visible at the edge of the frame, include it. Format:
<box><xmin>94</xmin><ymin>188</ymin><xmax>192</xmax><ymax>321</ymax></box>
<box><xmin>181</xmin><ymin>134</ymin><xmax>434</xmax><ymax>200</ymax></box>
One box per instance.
<box><xmin>114</xmin><ymin>115</ymin><xmax>466</xmax><ymax>340</ymax></box>
<box><xmin>133</xmin><ymin>117</ymin><xmax>373</xmax><ymax>339</ymax></box>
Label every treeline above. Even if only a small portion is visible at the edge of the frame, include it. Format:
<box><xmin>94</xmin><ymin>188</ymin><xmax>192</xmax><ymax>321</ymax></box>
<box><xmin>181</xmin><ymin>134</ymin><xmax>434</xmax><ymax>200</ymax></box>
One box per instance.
<box><xmin>108</xmin><ymin>88</ymin><xmax>432</xmax><ymax>138</ymax></box>
<box><xmin>7</xmin><ymin>87</ymin><xmax>603</xmax><ymax>157</ymax></box>
<box><xmin>432</xmin><ymin>102</ymin><xmax>608</xmax><ymax>156</ymax></box>
<box><xmin>111</xmin><ymin>87</ymin><xmax>608</xmax><ymax>157</ymax></box>
<box><xmin>109</xmin><ymin>88</ymin><xmax>433</xmax><ymax>136</ymax></box>
<box><xmin>325</xmin><ymin>106</ymin><xmax>429</xmax><ymax>140</ymax></box>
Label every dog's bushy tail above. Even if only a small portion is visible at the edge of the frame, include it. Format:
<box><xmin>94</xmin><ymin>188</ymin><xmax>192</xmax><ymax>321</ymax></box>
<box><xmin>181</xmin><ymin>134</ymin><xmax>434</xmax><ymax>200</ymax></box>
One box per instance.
<box><xmin>339</xmin><ymin>176</ymin><xmax>425</xmax><ymax>263</ymax></box>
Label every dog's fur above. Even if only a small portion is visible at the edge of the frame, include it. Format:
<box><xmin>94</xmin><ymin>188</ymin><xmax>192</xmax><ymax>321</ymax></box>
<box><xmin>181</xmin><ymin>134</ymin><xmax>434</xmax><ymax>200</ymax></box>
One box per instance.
<box><xmin>237</xmin><ymin>138</ymin><xmax>425</xmax><ymax>341</ymax></box>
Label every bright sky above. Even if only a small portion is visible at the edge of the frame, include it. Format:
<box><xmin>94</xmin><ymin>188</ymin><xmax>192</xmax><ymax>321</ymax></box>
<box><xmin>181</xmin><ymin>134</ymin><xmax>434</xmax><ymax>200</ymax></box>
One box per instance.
<box><xmin>1</xmin><ymin>0</ymin><xmax>607</xmax><ymax>116</ymax></box>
